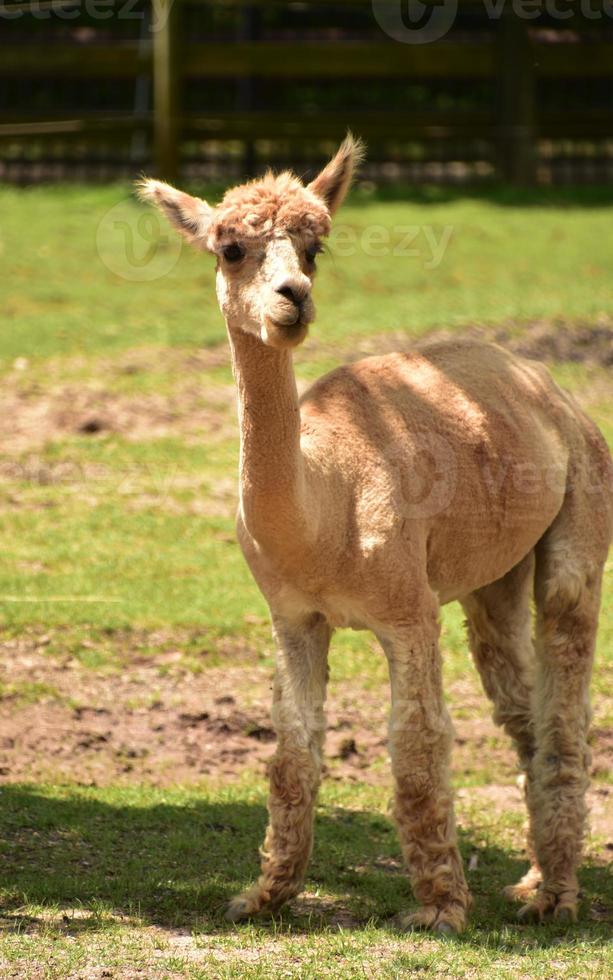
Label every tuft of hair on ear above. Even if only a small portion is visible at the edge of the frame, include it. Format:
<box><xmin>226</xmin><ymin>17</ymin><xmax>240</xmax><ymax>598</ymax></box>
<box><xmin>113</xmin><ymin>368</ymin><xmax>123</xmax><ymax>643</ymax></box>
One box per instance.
<box><xmin>306</xmin><ymin>132</ymin><xmax>365</xmax><ymax>216</ymax></box>
<box><xmin>135</xmin><ymin>176</ymin><xmax>212</xmax><ymax>246</ymax></box>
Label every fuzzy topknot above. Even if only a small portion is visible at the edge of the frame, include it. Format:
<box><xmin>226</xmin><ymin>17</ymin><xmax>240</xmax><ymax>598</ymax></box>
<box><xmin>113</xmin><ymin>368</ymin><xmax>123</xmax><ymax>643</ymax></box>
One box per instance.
<box><xmin>209</xmin><ymin>171</ymin><xmax>332</xmax><ymax>246</ymax></box>
<box><xmin>137</xmin><ymin>133</ymin><xmax>364</xmax><ymax>251</ymax></box>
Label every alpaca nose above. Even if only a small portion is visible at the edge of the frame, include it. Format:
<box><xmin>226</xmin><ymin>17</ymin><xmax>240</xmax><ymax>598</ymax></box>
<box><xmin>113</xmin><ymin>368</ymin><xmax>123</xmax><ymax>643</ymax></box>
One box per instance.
<box><xmin>275</xmin><ymin>279</ymin><xmax>309</xmax><ymax>307</ymax></box>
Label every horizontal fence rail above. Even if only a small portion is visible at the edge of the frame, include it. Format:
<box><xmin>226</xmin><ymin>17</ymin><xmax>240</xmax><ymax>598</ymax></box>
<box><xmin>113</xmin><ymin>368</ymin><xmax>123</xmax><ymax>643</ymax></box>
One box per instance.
<box><xmin>4</xmin><ymin>40</ymin><xmax>613</xmax><ymax>79</ymax></box>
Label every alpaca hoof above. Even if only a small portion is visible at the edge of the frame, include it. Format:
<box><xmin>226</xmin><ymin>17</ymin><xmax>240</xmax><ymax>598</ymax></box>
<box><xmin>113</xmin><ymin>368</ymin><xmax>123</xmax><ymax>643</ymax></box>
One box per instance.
<box><xmin>503</xmin><ymin>882</ymin><xmax>538</xmax><ymax>903</ymax></box>
<box><xmin>226</xmin><ymin>881</ymin><xmax>296</xmax><ymax>923</ymax></box>
<box><xmin>399</xmin><ymin>903</ymin><xmax>466</xmax><ymax>935</ymax></box>
<box><xmin>225</xmin><ymin>885</ymin><xmax>268</xmax><ymax>923</ymax></box>
<box><xmin>517</xmin><ymin>889</ymin><xmax>577</xmax><ymax>925</ymax></box>
<box><xmin>553</xmin><ymin>904</ymin><xmax>577</xmax><ymax>924</ymax></box>
<box><xmin>225</xmin><ymin>897</ymin><xmax>253</xmax><ymax>923</ymax></box>
<box><xmin>503</xmin><ymin>867</ymin><xmax>542</xmax><ymax>903</ymax></box>
<box><xmin>517</xmin><ymin>901</ymin><xmax>542</xmax><ymax>924</ymax></box>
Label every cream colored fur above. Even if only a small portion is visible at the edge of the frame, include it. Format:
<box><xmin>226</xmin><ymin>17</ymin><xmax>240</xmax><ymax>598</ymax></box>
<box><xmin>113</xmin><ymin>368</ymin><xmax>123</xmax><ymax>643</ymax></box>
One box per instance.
<box><xmin>139</xmin><ymin>136</ymin><xmax>613</xmax><ymax>933</ymax></box>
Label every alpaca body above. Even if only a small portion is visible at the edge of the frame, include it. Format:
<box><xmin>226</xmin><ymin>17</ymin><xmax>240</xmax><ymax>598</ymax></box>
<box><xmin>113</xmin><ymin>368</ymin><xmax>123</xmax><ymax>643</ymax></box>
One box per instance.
<box><xmin>238</xmin><ymin>338</ymin><xmax>603</xmax><ymax>626</ymax></box>
<box><xmin>140</xmin><ymin>136</ymin><xmax>613</xmax><ymax>934</ymax></box>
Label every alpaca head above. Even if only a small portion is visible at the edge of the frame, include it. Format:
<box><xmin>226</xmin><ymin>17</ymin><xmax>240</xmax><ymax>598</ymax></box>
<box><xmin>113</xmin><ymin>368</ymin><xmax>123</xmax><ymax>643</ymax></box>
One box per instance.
<box><xmin>138</xmin><ymin>134</ymin><xmax>364</xmax><ymax>349</ymax></box>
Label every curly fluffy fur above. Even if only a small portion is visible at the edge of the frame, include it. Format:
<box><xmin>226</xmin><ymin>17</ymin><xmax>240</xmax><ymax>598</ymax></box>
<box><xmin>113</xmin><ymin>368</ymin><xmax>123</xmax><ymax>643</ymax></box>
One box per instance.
<box><xmin>210</xmin><ymin>172</ymin><xmax>332</xmax><ymax>243</ymax></box>
<box><xmin>140</xmin><ymin>136</ymin><xmax>613</xmax><ymax>933</ymax></box>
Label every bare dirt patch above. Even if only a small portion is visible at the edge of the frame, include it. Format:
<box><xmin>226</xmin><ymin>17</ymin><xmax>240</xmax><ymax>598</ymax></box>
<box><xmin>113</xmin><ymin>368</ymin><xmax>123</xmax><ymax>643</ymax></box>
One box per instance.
<box><xmin>300</xmin><ymin>318</ymin><xmax>613</xmax><ymax>426</ymax></box>
<box><xmin>508</xmin><ymin>321</ymin><xmax>613</xmax><ymax>368</ymax></box>
<box><xmin>459</xmin><ymin>319</ymin><xmax>613</xmax><ymax>369</ymax></box>
<box><xmin>0</xmin><ymin>348</ymin><xmax>236</xmax><ymax>455</ymax></box>
<box><xmin>0</xmin><ymin>635</ymin><xmax>610</xmax><ymax>859</ymax></box>
<box><xmin>301</xmin><ymin>317</ymin><xmax>613</xmax><ymax>371</ymax></box>
<box><xmin>0</xmin><ymin>380</ymin><xmax>236</xmax><ymax>455</ymax></box>
<box><xmin>0</xmin><ymin>632</ymin><xmax>389</xmax><ymax>789</ymax></box>
<box><xmin>2</xmin><ymin>319</ymin><xmax>612</xmax><ymax>457</ymax></box>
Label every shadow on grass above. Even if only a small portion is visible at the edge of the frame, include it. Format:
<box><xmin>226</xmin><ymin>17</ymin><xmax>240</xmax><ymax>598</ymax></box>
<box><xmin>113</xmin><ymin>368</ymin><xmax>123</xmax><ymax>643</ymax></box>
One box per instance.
<box><xmin>345</xmin><ymin>184</ymin><xmax>613</xmax><ymax>209</ymax></box>
<box><xmin>165</xmin><ymin>182</ymin><xmax>613</xmax><ymax>210</ymax></box>
<box><xmin>0</xmin><ymin>784</ymin><xmax>610</xmax><ymax>947</ymax></box>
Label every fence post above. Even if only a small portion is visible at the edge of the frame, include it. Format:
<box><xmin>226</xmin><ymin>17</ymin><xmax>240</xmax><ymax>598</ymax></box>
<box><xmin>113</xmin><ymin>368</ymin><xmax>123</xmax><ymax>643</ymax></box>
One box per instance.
<box><xmin>237</xmin><ymin>4</ymin><xmax>259</xmax><ymax>179</ymax></box>
<box><xmin>497</xmin><ymin>10</ymin><xmax>536</xmax><ymax>185</ymax></box>
<box><xmin>152</xmin><ymin>0</ymin><xmax>179</xmax><ymax>181</ymax></box>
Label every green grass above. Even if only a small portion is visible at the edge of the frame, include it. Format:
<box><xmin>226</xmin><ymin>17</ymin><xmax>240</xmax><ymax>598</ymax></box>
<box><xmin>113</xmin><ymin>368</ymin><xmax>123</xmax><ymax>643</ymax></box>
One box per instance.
<box><xmin>0</xmin><ymin>781</ymin><xmax>611</xmax><ymax>979</ymax></box>
<box><xmin>1</xmin><ymin>502</ymin><xmax>256</xmax><ymax>631</ymax></box>
<box><xmin>2</xmin><ymin>183</ymin><xmax>613</xmax><ymax>366</ymax></box>
<box><xmin>0</xmin><ymin>184</ymin><xmax>612</xmax><ymax>977</ymax></box>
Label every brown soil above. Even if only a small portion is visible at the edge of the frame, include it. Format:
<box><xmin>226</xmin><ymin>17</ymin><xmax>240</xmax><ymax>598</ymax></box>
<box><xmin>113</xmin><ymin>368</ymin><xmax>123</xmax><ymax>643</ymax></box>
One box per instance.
<box><xmin>0</xmin><ymin>379</ymin><xmax>236</xmax><ymax>456</ymax></box>
<box><xmin>502</xmin><ymin>319</ymin><xmax>613</xmax><ymax>368</ymax></box>
<box><xmin>1</xmin><ymin>318</ymin><xmax>611</xmax><ymax>457</ymax></box>
<box><xmin>0</xmin><ymin>635</ymin><xmax>611</xmax><ymax>860</ymax></box>
<box><xmin>0</xmin><ymin>348</ymin><xmax>236</xmax><ymax>455</ymax></box>
<box><xmin>302</xmin><ymin>318</ymin><xmax>613</xmax><ymax>377</ymax></box>
<box><xmin>0</xmin><ymin>632</ymin><xmax>389</xmax><ymax>788</ymax></box>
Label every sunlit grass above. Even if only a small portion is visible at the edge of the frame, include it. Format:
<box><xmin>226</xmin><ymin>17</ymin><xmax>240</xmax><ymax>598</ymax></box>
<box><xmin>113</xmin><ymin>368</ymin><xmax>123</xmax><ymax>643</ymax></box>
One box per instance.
<box><xmin>2</xmin><ymin>183</ymin><xmax>613</xmax><ymax>366</ymax></box>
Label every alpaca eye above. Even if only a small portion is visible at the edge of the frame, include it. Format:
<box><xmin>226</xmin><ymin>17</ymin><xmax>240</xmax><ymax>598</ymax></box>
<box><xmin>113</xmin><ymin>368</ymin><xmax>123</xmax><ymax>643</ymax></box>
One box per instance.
<box><xmin>305</xmin><ymin>242</ymin><xmax>323</xmax><ymax>264</ymax></box>
<box><xmin>222</xmin><ymin>243</ymin><xmax>245</xmax><ymax>263</ymax></box>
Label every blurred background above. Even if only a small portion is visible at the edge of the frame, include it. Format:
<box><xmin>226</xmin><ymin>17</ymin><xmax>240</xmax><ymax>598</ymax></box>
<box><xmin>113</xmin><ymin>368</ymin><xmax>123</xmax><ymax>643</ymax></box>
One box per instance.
<box><xmin>1</xmin><ymin>4</ymin><xmax>612</xmax><ymax>976</ymax></box>
<box><xmin>2</xmin><ymin>0</ymin><xmax>613</xmax><ymax>186</ymax></box>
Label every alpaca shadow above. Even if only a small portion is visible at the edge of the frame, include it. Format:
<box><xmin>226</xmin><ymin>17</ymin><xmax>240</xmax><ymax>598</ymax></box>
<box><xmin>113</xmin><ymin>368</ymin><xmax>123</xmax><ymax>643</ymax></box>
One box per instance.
<box><xmin>0</xmin><ymin>785</ymin><xmax>610</xmax><ymax>947</ymax></box>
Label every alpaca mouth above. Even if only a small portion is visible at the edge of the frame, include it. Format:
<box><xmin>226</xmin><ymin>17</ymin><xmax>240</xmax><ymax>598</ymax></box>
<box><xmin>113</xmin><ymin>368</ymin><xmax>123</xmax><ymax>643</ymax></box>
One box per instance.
<box><xmin>269</xmin><ymin>307</ymin><xmax>301</xmax><ymax>327</ymax></box>
<box><xmin>263</xmin><ymin>314</ymin><xmax>309</xmax><ymax>348</ymax></box>
<box><xmin>270</xmin><ymin>301</ymin><xmax>314</xmax><ymax>329</ymax></box>
<box><xmin>275</xmin><ymin>317</ymin><xmax>303</xmax><ymax>332</ymax></box>
<box><xmin>268</xmin><ymin>312</ymin><xmax>306</xmax><ymax>334</ymax></box>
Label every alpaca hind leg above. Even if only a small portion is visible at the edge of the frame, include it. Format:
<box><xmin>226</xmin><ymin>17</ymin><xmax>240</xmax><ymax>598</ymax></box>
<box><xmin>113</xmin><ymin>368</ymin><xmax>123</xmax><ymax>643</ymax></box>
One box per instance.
<box><xmin>461</xmin><ymin>551</ymin><xmax>541</xmax><ymax>902</ymax></box>
<box><xmin>380</xmin><ymin>609</ymin><xmax>471</xmax><ymax>934</ymax></box>
<box><xmin>226</xmin><ymin>612</ymin><xmax>331</xmax><ymax>921</ymax></box>
<box><xmin>519</xmin><ymin>502</ymin><xmax>609</xmax><ymax>923</ymax></box>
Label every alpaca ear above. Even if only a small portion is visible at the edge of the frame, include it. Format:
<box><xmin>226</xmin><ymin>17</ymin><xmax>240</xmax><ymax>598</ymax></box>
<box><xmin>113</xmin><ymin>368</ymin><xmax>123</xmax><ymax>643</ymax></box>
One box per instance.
<box><xmin>307</xmin><ymin>132</ymin><xmax>365</xmax><ymax>215</ymax></box>
<box><xmin>135</xmin><ymin>178</ymin><xmax>213</xmax><ymax>247</ymax></box>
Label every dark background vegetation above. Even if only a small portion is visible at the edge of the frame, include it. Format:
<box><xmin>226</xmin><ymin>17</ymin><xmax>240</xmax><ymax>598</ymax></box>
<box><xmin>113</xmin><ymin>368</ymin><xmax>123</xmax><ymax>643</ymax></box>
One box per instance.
<box><xmin>2</xmin><ymin>0</ymin><xmax>613</xmax><ymax>185</ymax></box>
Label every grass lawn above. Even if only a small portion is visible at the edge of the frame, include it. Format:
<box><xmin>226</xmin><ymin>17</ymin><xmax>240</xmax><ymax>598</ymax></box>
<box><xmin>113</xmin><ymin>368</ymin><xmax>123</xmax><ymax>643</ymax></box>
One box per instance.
<box><xmin>0</xmin><ymin>183</ymin><xmax>611</xmax><ymax>978</ymax></box>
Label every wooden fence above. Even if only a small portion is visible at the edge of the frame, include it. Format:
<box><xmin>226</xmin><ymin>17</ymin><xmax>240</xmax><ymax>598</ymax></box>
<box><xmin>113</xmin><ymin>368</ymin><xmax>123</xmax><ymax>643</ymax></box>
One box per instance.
<box><xmin>1</xmin><ymin>0</ymin><xmax>613</xmax><ymax>184</ymax></box>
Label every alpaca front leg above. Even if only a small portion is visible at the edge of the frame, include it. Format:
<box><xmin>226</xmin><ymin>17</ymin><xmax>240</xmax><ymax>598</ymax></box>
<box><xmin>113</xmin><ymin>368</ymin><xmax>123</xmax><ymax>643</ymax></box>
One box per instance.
<box><xmin>382</xmin><ymin>626</ymin><xmax>471</xmax><ymax>934</ymax></box>
<box><xmin>226</xmin><ymin>612</ymin><xmax>330</xmax><ymax>921</ymax></box>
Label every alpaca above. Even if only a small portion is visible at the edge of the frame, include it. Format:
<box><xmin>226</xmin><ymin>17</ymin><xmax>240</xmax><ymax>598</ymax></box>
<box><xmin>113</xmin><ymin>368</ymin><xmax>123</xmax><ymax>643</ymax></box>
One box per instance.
<box><xmin>138</xmin><ymin>136</ymin><xmax>613</xmax><ymax>934</ymax></box>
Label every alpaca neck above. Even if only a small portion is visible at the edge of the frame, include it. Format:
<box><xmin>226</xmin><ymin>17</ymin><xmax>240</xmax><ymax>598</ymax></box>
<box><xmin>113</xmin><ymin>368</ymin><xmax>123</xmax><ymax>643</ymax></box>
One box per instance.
<box><xmin>227</xmin><ymin>324</ymin><xmax>308</xmax><ymax>547</ymax></box>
